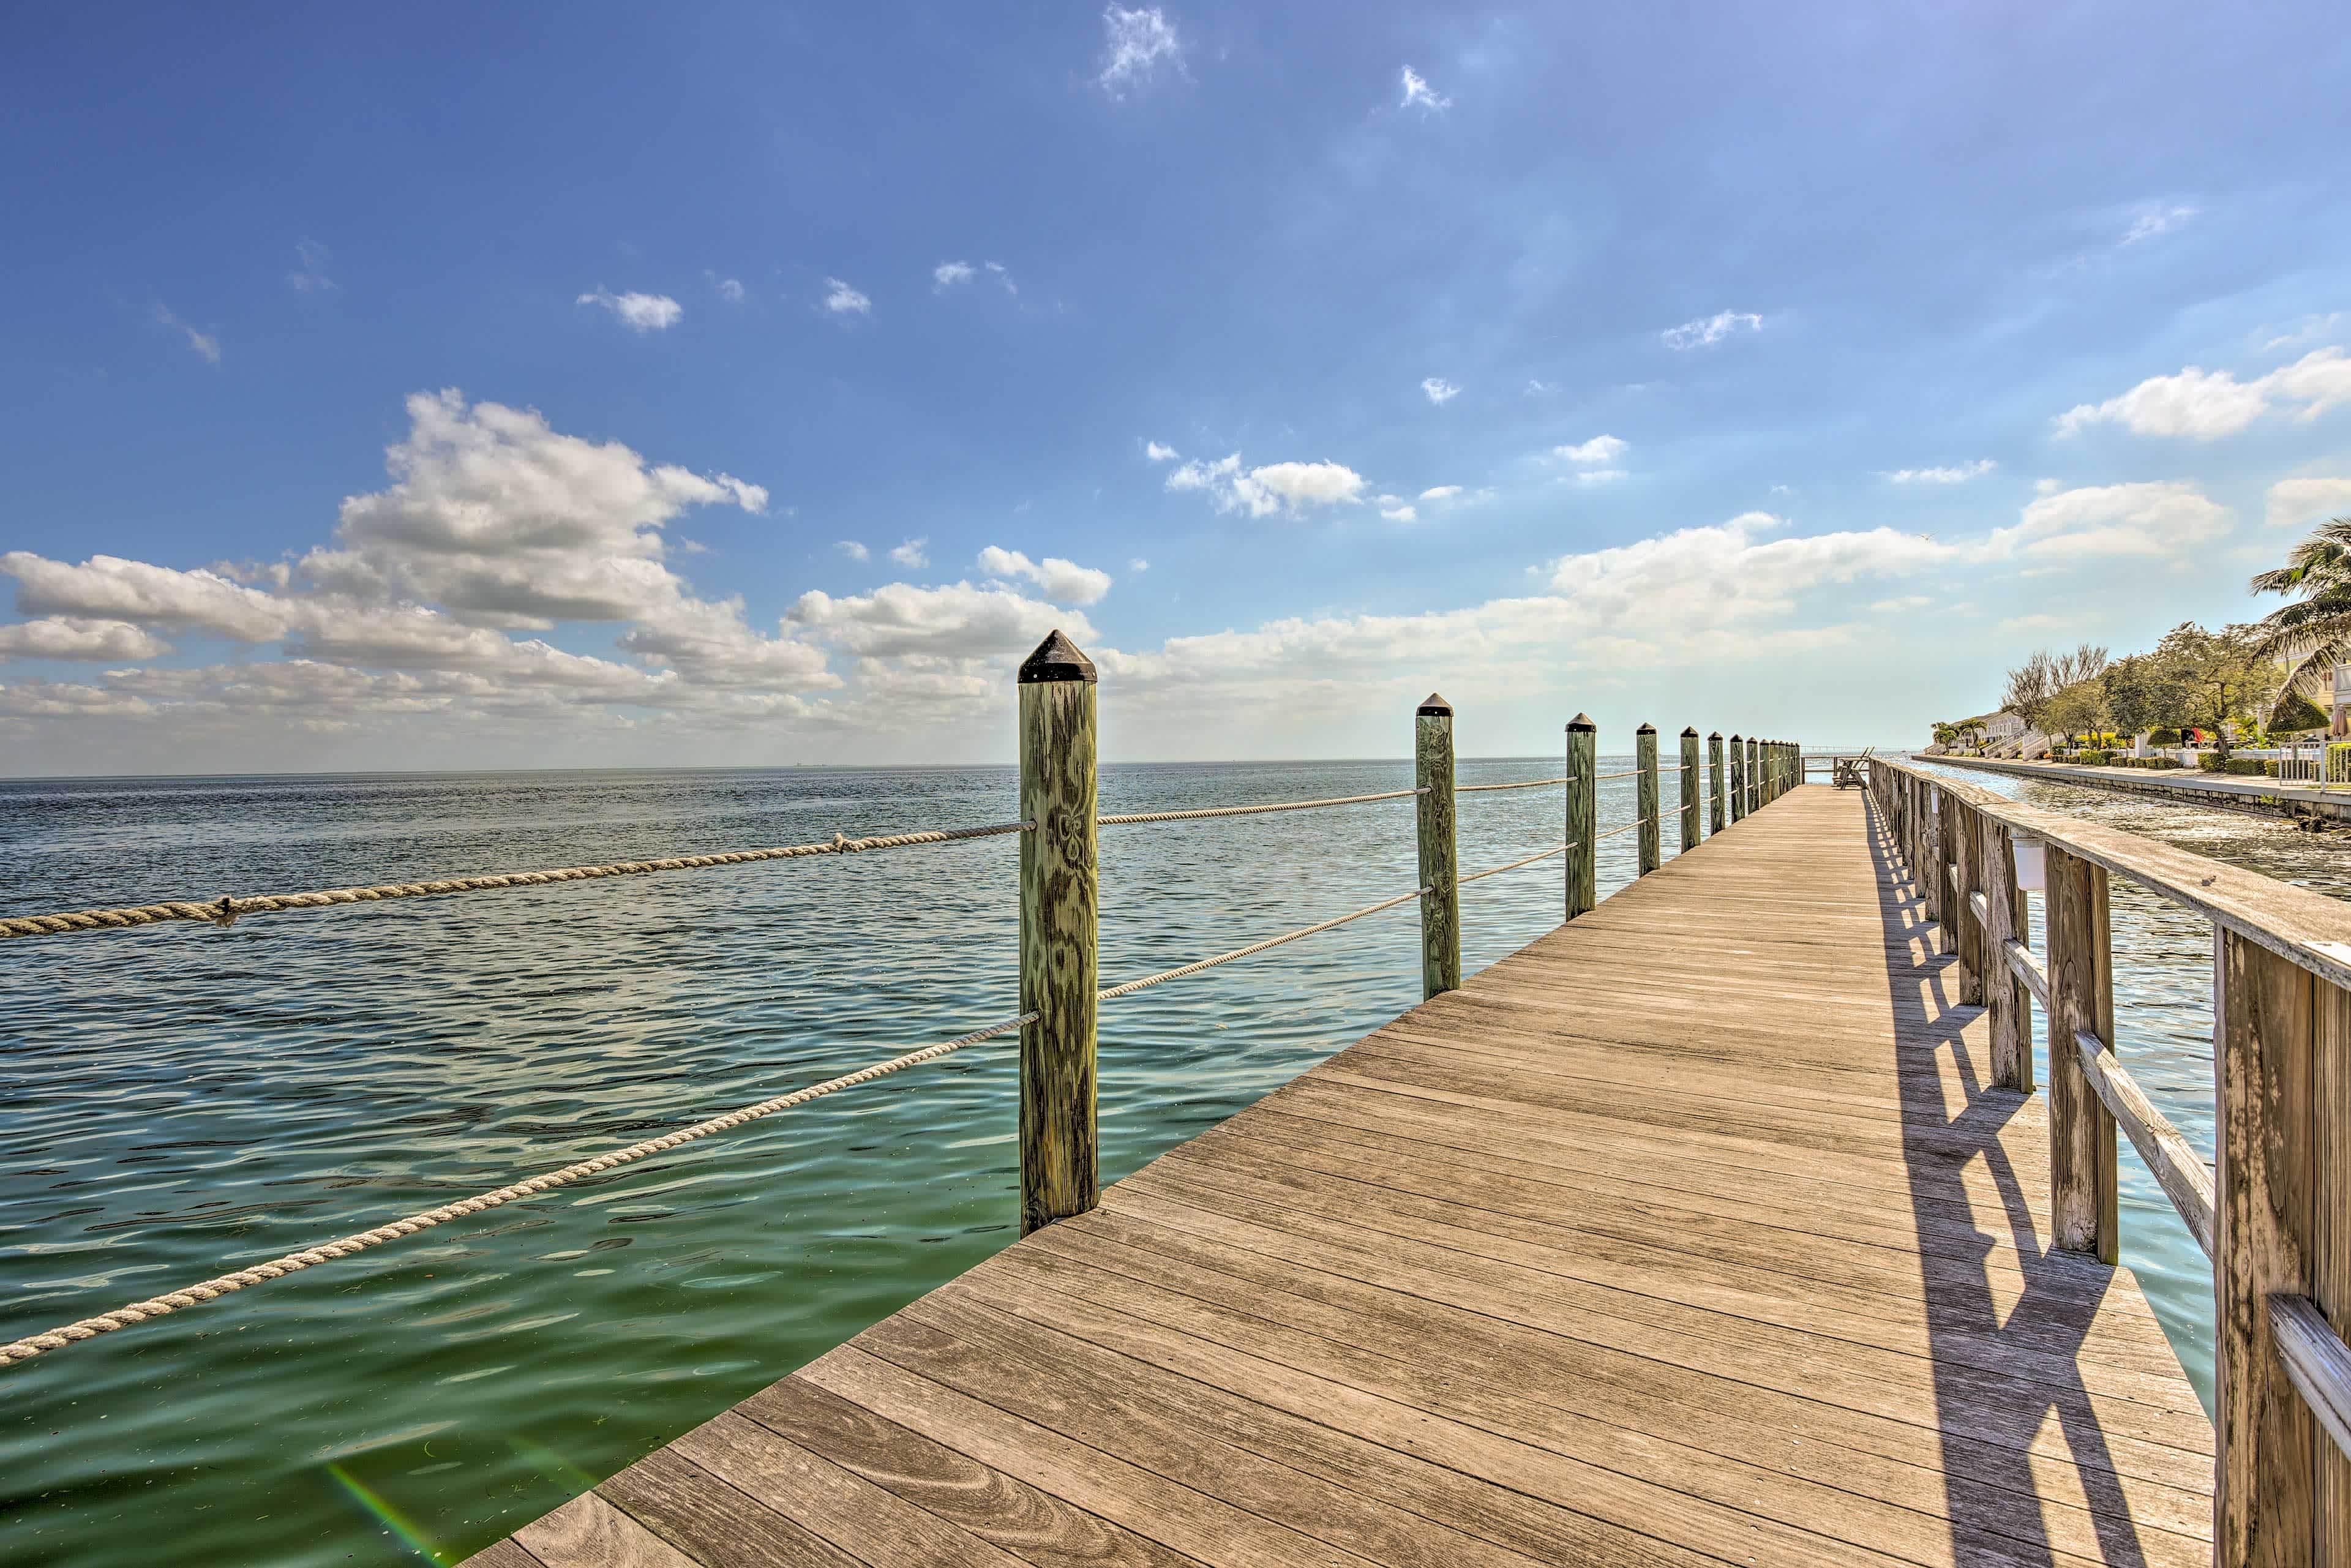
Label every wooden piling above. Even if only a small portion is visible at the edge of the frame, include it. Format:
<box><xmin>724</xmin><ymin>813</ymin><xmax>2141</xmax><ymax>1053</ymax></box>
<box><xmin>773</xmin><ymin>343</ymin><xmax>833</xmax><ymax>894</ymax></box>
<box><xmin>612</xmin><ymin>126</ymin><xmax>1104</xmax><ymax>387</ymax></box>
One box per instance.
<box><xmin>1979</xmin><ymin>814</ymin><xmax>2033</xmax><ymax>1092</ymax></box>
<box><xmin>1017</xmin><ymin>629</ymin><xmax>1099</xmax><ymax>1236</ymax></box>
<box><xmin>1952</xmin><ymin>798</ymin><xmax>1985</xmax><ymax>1007</ymax></box>
<box><xmin>1416</xmin><ymin>694</ymin><xmax>1460</xmax><ymax>999</ymax></box>
<box><xmin>1636</xmin><ymin>723</ymin><xmax>1660</xmax><ymax>875</ymax></box>
<box><xmin>2214</xmin><ymin>934</ymin><xmax>2351</xmax><ymax>1562</ymax></box>
<box><xmin>1708</xmin><ymin>731</ymin><xmax>1725</xmax><ymax>835</ymax></box>
<box><xmin>1746</xmin><ymin>736</ymin><xmax>1760</xmax><ymax>815</ymax></box>
<box><xmin>1565</xmin><ymin>713</ymin><xmax>1597</xmax><ymax>920</ymax></box>
<box><xmin>1728</xmin><ymin>733</ymin><xmax>1745</xmax><ymax>824</ymax></box>
<box><xmin>1679</xmin><ymin>727</ymin><xmax>1701</xmax><ymax>852</ymax></box>
<box><xmin>2044</xmin><ymin>842</ymin><xmax>2117</xmax><ymax>1262</ymax></box>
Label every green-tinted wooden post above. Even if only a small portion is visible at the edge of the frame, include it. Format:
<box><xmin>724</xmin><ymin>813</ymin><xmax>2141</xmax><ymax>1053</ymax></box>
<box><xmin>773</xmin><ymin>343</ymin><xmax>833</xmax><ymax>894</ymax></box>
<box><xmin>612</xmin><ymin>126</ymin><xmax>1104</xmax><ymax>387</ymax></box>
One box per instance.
<box><xmin>1635</xmin><ymin>723</ymin><xmax>1660</xmax><ymax>875</ymax></box>
<box><xmin>1565</xmin><ymin>713</ymin><xmax>1597</xmax><ymax>920</ymax></box>
<box><xmin>1708</xmin><ymin>731</ymin><xmax>1725</xmax><ymax>835</ymax></box>
<box><xmin>1679</xmin><ymin>727</ymin><xmax>1700</xmax><ymax>853</ymax></box>
<box><xmin>1728</xmin><ymin>733</ymin><xmax>1745</xmax><ymax>823</ymax></box>
<box><xmin>1747</xmin><ymin>736</ymin><xmax>1761</xmax><ymax>814</ymax></box>
<box><xmin>1415</xmin><ymin>693</ymin><xmax>1460</xmax><ymax>999</ymax></box>
<box><xmin>1017</xmin><ymin>629</ymin><xmax>1098</xmax><ymax>1236</ymax></box>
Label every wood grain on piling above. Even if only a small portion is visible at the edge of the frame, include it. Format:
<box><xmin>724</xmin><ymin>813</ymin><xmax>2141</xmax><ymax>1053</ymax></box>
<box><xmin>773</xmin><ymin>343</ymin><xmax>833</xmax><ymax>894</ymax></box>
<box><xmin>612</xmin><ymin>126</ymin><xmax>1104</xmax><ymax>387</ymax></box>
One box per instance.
<box><xmin>467</xmin><ymin>786</ymin><xmax>2212</xmax><ymax>1568</ymax></box>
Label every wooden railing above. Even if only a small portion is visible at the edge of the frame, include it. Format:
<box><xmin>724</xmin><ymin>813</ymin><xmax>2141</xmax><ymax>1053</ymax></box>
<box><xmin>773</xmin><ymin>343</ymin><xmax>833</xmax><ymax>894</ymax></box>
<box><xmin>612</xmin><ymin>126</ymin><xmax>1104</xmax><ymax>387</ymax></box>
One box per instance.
<box><xmin>1869</xmin><ymin>756</ymin><xmax>2351</xmax><ymax>1560</ymax></box>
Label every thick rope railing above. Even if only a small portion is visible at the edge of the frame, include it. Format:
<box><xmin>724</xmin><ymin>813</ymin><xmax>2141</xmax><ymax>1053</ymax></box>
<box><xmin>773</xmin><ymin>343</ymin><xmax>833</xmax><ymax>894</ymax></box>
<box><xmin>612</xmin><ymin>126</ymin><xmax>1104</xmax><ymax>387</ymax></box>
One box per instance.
<box><xmin>1458</xmin><ymin>843</ymin><xmax>1573</xmax><ymax>886</ymax></box>
<box><xmin>0</xmin><ymin>821</ymin><xmax>1032</xmax><ymax>943</ymax></box>
<box><xmin>1457</xmin><ymin>775</ymin><xmax>1570</xmax><ymax>793</ymax></box>
<box><xmin>0</xmin><ymin>1010</ymin><xmax>1035</xmax><ymax>1368</ymax></box>
<box><xmin>1589</xmin><ymin>769</ymin><xmax>1642</xmax><ymax>781</ymax></box>
<box><xmin>4</xmin><ymin>804</ymin><xmax>1655</xmax><ymax>1363</ymax></box>
<box><xmin>1098</xmin><ymin>885</ymin><xmax>1430</xmax><ymax>1000</ymax></box>
<box><xmin>1592</xmin><ymin>816</ymin><xmax>1657</xmax><ymax>841</ymax></box>
<box><xmin>1098</xmin><ymin>787</ymin><xmax>1422</xmax><ymax>826</ymax></box>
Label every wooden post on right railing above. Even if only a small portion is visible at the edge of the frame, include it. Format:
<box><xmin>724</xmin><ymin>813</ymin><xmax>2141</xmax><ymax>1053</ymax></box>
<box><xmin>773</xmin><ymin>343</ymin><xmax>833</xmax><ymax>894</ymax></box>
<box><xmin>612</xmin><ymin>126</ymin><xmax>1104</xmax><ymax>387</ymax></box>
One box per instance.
<box><xmin>1416</xmin><ymin>694</ymin><xmax>1460</xmax><ymax>999</ymax></box>
<box><xmin>1978</xmin><ymin>813</ymin><xmax>2033</xmax><ymax>1092</ymax></box>
<box><xmin>1566</xmin><ymin>713</ymin><xmax>1597</xmax><ymax>920</ymax></box>
<box><xmin>2214</xmin><ymin>933</ymin><xmax>2351</xmax><ymax>1562</ymax></box>
<box><xmin>1017</xmin><ymin>630</ymin><xmax>1100</xmax><ymax>1237</ymax></box>
<box><xmin>2044</xmin><ymin>842</ymin><xmax>2117</xmax><ymax>1262</ymax></box>
<box><xmin>1728</xmin><ymin>733</ymin><xmax>1745</xmax><ymax>824</ymax></box>
<box><xmin>1747</xmin><ymin>736</ymin><xmax>1761</xmax><ymax>814</ymax></box>
<box><xmin>1680</xmin><ymin>727</ymin><xmax>1701</xmax><ymax>852</ymax></box>
<box><xmin>1636</xmin><ymin>724</ymin><xmax>1660</xmax><ymax>875</ymax></box>
<box><xmin>1708</xmin><ymin>732</ymin><xmax>1725</xmax><ymax>836</ymax></box>
<box><xmin>1952</xmin><ymin>798</ymin><xmax>1986</xmax><ymax>1007</ymax></box>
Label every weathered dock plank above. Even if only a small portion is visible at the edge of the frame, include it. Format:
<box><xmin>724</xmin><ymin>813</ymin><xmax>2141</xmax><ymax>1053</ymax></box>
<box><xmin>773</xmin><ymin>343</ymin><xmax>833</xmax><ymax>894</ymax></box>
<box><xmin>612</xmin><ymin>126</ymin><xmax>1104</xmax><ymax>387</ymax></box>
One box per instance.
<box><xmin>470</xmin><ymin>786</ymin><xmax>2213</xmax><ymax>1568</ymax></box>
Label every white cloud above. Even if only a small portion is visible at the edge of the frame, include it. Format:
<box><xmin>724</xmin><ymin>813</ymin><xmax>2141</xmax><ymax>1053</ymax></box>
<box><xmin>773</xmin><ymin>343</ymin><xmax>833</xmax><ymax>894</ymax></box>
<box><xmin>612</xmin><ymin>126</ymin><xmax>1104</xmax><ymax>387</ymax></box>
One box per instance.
<box><xmin>1129</xmin><ymin>558</ymin><xmax>1149</xmax><ymax>572</ymax></box>
<box><xmin>2123</xmin><ymin>205</ymin><xmax>2197</xmax><ymax>245</ymax></box>
<box><xmin>1164</xmin><ymin>453</ymin><xmax>1368</xmax><ymax>517</ymax></box>
<box><xmin>1553</xmin><ymin>435</ymin><xmax>1627</xmax><ymax>466</ymax></box>
<box><xmin>1421</xmin><ymin>377</ymin><xmax>1460</xmax><ymax>405</ymax></box>
<box><xmin>1575</xmin><ymin>469</ymin><xmax>1629</xmax><ymax>485</ymax></box>
<box><xmin>1400</xmin><ymin>66</ymin><xmax>1450</xmax><ymax>112</ymax></box>
<box><xmin>1981</xmin><ymin>481</ymin><xmax>2230</xmax><ymax>561</ymax></box>
<box><xmin>822</xmin><ymin>278</ymin><xmax>872</xmax><ymax>316</ymax></box>
<box><xmin>836</xmin><ymin>541</ymin><xmax>870</xmax><ymax>561</ymax></box>
<box><xmin>977</xmin><ymin>546</ymin><xmax>1113</xmax><ymax>606</ymax></box>
<box><xmin>153</xmin><ymin>303</ymin><xmax>220</xmax><ymax>364</ymax></box>
<box><xmin>1379</xmin><ymin>498</ymin><xmax>1418</xmax><ymax>522</ymax></box>
<box><xmin>1662</xmin><ymin>311</ymin><xmax>1762</xmax><ymax>351</ymax></box>
<box><xmin>2268</xmin><ymin>477</ymin><xmax>2351</xmax><ymax>530</ymax></box>
<box><xmin>1144</xmin><ymin>440</ymin><xmax>1180</xmax><ymax>462</ymax></box>
<box><xmin>1098</xmin><ymin>5</ymin><xmax>1182</xmax><ymax>94</ymax></box>
<box><xmin>933</xmin><ymin>261</ymin><xmax>975</xmax><ymax>290</ymax></box>
<box><xmin>708</xmin><ymin>273</ymin><xmax>746</xmax><ymax>304</ymax></box>
<box><xmin>0</xmin><ymin>617</ymin><xmax>174</xmax><ymax>662</ymax></box>
<box><xmin>789</xmin><ymin>581</ymin><xmax>1093</xmax><ymax>659</ymax></box>
<box><xmin>890</xmin><ymin>538</ymin><xmax>929</xmax><ymax>568</ymax></box>
<box><xmin>1870</xmin><ymin>596</ymin><xmax>1933</xmax><ymax>613</ymax></box>
<box><xmin>1888</xmin><ymin>459</ymin><xmax>1997</xmax><ymax>484</ymax></box>
<box><xmin>576</xmin><ymin>288</ymin><xmax>683</xmax><ymax>333</ymax></box>
<box><xmin>1525</xmin><ymin>379</ymin><xmax>1553</xmax><ymax>395</ymax></box>
<box><xmin>984</xmin><ymin>261</ymin><xmax>1016</xmax><ymax>295</ymax></box>
<box><xmin>288</xmin><ymin>239</ymin><xmax>335</xmax><ymax>294</ymax></box>
<box><xmin>1419</xmin><ymin>485</ymin><xmax>1463</xmax><ymax>503</ymax></box>
<box><xmin>2055</xmin><ymin>347</ymin><xmax>2351</xmax><ymax>439</ymax></box>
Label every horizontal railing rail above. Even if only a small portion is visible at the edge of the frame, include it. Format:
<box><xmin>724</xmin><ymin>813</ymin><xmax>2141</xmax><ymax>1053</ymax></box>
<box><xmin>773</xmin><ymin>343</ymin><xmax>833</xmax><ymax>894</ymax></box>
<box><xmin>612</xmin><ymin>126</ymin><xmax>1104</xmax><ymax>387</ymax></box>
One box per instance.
<box><xmin>1870</xmin><ymin>753</ymin><xmax>2351</xmax><ymax>1557</ymax></box>
<box><xmin>2</xmin><ymin>633</ymin><xmax>1805</xmax><ymax>1373</ymax></box>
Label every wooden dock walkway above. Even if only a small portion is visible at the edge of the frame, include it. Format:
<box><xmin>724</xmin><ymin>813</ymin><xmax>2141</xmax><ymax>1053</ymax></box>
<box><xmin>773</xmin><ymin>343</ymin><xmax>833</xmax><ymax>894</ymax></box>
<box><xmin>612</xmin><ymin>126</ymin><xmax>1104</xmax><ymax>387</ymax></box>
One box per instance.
<box><xmin>467</xmin><ymin>784</ymin><xmax>2213</xmax><ymax>1568</ymax></box>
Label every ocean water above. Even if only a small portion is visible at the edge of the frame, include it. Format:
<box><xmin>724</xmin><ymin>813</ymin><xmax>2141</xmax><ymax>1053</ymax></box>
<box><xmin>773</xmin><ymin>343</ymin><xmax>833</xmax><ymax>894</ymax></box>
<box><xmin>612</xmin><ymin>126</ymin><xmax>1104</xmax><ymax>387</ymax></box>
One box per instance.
<box><xmin>1913</xmin><ymin>759</ymin><xmax>2351</xmax><ymax>1417</ymax></box>
<box><xmin>2</xmin><ymin>757</ymin><xmax>2311</xmax><ymax>1565</ymax></box>
<box><xmin>0</xmin><ymin>757</ymin><xmax>1646</xmax><ymax>1568</ymax></box>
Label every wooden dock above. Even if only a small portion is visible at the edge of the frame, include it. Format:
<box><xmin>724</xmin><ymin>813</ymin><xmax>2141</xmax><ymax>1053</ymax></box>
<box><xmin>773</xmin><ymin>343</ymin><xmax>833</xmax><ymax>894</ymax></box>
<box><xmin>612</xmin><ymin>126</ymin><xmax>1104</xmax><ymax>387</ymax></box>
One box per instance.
<box><xmin>467</xmin><ymin>784</ymin><xmax>2213</xmax><ymax>1568</ymax></box>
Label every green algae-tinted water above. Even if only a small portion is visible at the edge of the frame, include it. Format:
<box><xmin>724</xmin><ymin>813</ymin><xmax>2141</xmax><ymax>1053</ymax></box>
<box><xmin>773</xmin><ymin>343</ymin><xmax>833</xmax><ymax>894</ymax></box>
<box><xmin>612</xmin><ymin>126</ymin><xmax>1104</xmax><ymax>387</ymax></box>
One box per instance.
<box><xmin>1</xmin><ymin>759</ymin><xmax>1643</xmax><ymax>1567</ymax></box>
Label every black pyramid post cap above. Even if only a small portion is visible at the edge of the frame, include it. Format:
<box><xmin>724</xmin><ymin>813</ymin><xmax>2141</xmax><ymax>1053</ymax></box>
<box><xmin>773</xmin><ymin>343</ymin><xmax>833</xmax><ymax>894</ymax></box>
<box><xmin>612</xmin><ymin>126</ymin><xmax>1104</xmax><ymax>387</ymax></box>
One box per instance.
<box><xmin>1730</xmin><ymin>732</ymin><xmax>1742</xmax><ymax>741</ymax></box>
<box><xmin>1636</xmin><ymin>722</ymin><xmax>1656</xmax><ymax>734</ymax></box>
<box><xmin>1417</xmin><ymin>692</ymin><xmax>1453</xmax><ymax>717</ymax></box>
<box><xmin>1681</xmin><ymin>726</ymin><xmax>1700</xmax><ymax>737</ymax></box>
<box><xmin>1566</xmin><ymin>711</ymin><xmax>1596</xmax><ymax>733</ymax></box>
<box><xmin>1018</xmin><ymin>629</ymin><xmax>1097</xmax><ymax>685</ymax></box>
<box><xmin>1708</xmin><ymin>730</ymin><xmax>1722</xmax><ymax>739</ymax></box>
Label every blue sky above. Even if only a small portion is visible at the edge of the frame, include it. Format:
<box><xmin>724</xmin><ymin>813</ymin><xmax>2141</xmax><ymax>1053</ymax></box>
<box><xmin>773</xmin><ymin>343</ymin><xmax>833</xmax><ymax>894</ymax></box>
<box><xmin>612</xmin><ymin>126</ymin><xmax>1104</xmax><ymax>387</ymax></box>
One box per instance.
<box><xmin>3</xmin><ymin>2</ymin><xmax>2348</xmax><ymax>773</ymax></box>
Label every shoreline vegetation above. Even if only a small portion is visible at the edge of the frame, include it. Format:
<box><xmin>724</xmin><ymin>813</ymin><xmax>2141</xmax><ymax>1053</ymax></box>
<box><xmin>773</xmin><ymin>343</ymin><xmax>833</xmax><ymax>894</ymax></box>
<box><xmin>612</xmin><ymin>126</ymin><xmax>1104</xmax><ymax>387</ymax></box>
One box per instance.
<box><xmin>1929</xmin><ymin>511</ymin><xmax>2351</xmax><ymax>784</ymax></box>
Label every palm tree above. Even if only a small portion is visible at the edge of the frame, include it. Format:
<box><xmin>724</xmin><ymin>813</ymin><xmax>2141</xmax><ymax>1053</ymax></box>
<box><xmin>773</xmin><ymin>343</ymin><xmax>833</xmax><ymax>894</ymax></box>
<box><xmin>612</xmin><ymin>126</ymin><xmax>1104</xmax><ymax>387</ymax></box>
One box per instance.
<box><xmin>2249</xmin><ymin>516</ymin><xmax>2351</xmax><ymax>699</ymax></box>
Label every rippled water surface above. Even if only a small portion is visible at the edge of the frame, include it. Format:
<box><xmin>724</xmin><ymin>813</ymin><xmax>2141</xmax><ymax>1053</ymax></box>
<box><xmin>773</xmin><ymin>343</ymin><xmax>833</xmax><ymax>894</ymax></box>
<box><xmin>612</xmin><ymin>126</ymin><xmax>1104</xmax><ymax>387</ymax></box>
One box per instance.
<box><xmin>1915</xmin><ymin>759</ymin><xmax>2351</xmax><ymax>1416</ymax></box>
<box><xmin>2</xmin><ymin>759</ymin><xmax>1668</xmax><ymax>1568</ymax></box>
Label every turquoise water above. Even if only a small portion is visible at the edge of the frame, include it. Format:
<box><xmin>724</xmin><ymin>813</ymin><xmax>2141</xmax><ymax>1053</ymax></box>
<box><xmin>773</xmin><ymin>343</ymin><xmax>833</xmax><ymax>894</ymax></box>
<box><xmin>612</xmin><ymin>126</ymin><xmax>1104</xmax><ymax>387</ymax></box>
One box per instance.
<box><xmin>1913</xmin><ymin>759</ymin><xmax>2351</xmax><ymax>1417</ymax></box>
<box><xmin>1</xmin><ymin>758</ymin><xmax>1675</xmax><ymax>1568</ymax></box>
